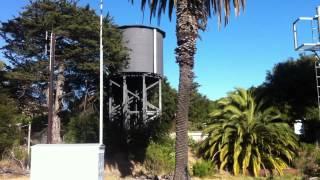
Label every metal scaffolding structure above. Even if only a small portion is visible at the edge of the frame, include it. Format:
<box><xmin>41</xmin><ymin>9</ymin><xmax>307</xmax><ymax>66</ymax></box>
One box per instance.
<box><xmin>108</xmin><ymin>73</ymin><xmax>162</xmax><ymax>129</ymax></box>
<box><xmin>293</xmin><ymin>6</ymin><xmax>320</xmax><ymax>120</ymax></box>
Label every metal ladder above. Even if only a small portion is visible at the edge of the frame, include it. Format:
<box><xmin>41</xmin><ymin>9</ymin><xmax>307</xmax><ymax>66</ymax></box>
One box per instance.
<box><xmin>315</xmin><ymin>60</ymin><xmax>320</xmax><ymax>120</ymax></box>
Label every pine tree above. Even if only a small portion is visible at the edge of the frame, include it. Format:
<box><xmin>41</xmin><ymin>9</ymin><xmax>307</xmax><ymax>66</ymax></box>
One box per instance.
<box><xmin>0</xmin><ymin>0</ymin><xmax>128</xmax><ymax>143</ymax></box>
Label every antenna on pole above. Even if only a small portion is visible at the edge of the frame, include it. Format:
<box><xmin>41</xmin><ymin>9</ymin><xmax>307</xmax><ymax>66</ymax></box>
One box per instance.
<box><xmin>48</xmin><ymin>32</ymin><xmax>55</xmax><ymax>144</ymax></box>
<box><xmin>99</xmin><ymin>0</ymin><xmax>104</xmax><ymax>145</ymax></box>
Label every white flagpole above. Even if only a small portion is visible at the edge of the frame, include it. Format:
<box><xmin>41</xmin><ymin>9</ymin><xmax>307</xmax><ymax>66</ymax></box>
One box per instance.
<box><xmin>99</xmin><ymin>0</ymin><xmax>104</xmax><ymax>145</ymax></box>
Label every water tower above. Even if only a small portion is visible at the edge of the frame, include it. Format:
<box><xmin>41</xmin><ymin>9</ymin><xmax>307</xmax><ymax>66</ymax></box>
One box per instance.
<box><xmin>108</xmin><ymin>25</ymin><xmax>165</xmax><ymax>129</ymax></box>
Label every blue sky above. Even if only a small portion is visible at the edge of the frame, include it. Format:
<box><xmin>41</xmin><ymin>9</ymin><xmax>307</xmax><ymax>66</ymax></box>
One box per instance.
<box><xmin>1</xmin><ymin>0</ymin><xmax>319</xmax><ymax>100</ymax></box>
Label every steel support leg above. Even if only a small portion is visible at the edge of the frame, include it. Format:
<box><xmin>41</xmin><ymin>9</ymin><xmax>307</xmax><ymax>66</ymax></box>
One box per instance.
<box><xmin>123</xmin><ymin>76</ymin><xmax>128</xmax><ymax>128</ymax></box>
<box><xmin>159</xmin><ymin>79</ymin><xmax>162</xmax><ymax>115</ymax></box>
<box><xmin>109</xmin><ymin>79</ymin><xmax>112</xmax><ymax>121</ymax></box>
<box><xmin>142</xmin><ymin>75</ymin><xmax>147</xmax><ymax>121</ymax></box>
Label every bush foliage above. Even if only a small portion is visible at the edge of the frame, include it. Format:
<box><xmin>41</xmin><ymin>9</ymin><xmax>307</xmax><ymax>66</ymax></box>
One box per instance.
<box><xmin>144</xmin><ymin>137</ymin><xmax>175</xmax><ymax>175</ymax></box>
<box><xmin>64</xmin><ymin>112</ymin><xmax>99</xmax><ymax>143</ymax></box>
<box><xmin>192</xmin><ymin>159</ymin><xmax>215</xmax><ymax>177</ymax></box>
<box><xmin>294</xmin><ymin>143</ymin><xmax>320</xmax><ymax>177</ymax></box>
<box><xmin>0</xmin><ymin>94</ymin><xmax>20</xmax><ymax>157</ymax></box>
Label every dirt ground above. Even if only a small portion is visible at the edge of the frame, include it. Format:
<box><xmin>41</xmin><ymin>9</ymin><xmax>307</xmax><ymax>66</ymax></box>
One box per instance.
<box><xmin>0</xmin><ymin>149</ymin><xmax>195</xmax><ymax>179</ymax></box>
<box><xmin>0</xmin><ymin>172</ymin><xmax>302</xmax><ymax>180</ymax></box>
<box><xmin>0</xmin><ymin>150</ymin><xmax>301</xmax><ymax>180</ymax></box>
<box><xmin>0</xmin><ymin>175</ymin><xmax>28</xmax><ymax>180</ymax></box>
<box><xmin>0</xmin><ymin>173</ymin><xmax>140</xmax><ymax>180</ymax></box>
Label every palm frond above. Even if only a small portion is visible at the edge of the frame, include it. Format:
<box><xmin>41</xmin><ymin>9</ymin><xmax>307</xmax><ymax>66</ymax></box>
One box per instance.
<box><xmin>199</xmin><ymin>87</ymin><xmax>298</xmax><ymax>176</ymax></box>
<box><xmin>133</xmin><ymin>0</ymin><xmax>245</xmax><ymax>26</ymax></box>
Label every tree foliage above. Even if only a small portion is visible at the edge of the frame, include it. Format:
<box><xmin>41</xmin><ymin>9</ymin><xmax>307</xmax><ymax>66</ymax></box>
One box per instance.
<box><xmin>189</xmin><ymin>82</ymin><xmax>212</xmax><ymax>130</ymax></box>
<box><xmin>135</xmin><ymin>0</ymin><xmax>245</xmax><ymax>26</ymax></box>
<box><xmin>260</xmin><ymin>55</ymin><xmax>317</xmax><ymax>120</ymax></box>
<box><xmin>258</xmin><ymin>55</ymin><xmax>320</xmax><ymax>142</ymax></box>
<box><xmin>199</xmin><ymin>88</ymin><xmax>298</xmax><ymax>176</ymax></box>
<box><xmin>64</xmin><ymin>111</ymin><xmax>98</xmax><ymax>143</ymax></box>
<box><xmin>1</xmin><ymin>0</ymin><xmax>127</xmax><ymax>71</ymax></box>
<box><xmin>0</xmin><ymin>63</ymin><xmax>20</xmax><ymax>155</ymax></box>
<box><xmin>0</xmin><ymin>0</ymin><xmax>128</xmax><ymax>141</ymax></box>
<box><xmin>0</xmin><ymin>100</ymin><xmax>19</xmax><ymax>155</ymax></box>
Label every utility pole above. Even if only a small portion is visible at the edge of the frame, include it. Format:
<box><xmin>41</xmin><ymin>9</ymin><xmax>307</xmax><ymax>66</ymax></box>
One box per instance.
<box><xmin>99</xmin><ymin>0</ymin><xmax>104</xmax><ymax>145</ymax></box>
<box><xmin>47</xmin><ymin>32</ymin><xmax>56</xmax><ymax>144</ymax></box>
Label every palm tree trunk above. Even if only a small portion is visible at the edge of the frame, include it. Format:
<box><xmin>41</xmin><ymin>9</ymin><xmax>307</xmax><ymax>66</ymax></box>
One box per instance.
<box><xmin>52</xmin><ymin>63</ymin><xmax>64</xmax><ymax>143</ymax></box>
<box><xmin>174</xmin><ymin>0</ymin><xmax>198</xmax><ymax>179</ymax></box>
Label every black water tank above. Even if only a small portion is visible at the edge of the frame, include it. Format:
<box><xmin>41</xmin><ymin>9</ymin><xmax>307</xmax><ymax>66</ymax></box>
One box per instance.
<box><xmin>119</xmin><ymin>25</ymin><xmax>165</xmax><ymax>77</ymax></box>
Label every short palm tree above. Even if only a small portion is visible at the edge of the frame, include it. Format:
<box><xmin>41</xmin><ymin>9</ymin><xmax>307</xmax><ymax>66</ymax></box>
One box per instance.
<box><xmin>131</xmin><ymin>1</ymin><xmax>246</xmax><ymax>179</ymax></box>
<box><xmin>199</xmin><ymin>88</ymin><xmax>298</xmax><ymax>177</ymax></box>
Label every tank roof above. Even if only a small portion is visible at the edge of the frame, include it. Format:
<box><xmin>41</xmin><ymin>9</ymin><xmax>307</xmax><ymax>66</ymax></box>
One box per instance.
<box><xmin>118</xmin><ymin>25</ymin><xmax>166</xmax><ymax>38</ymax></box>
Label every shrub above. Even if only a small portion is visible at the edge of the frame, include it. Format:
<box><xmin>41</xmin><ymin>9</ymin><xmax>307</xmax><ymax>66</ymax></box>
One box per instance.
<box><xmin>188</xmin><ymin>136</ymin><xmax>197</xmax><ymax>149</ymax></box>
<box><xmin>2</xmin><ymin>145</ymin><xmax>28</xmax><ymax>170</ymax></box>
<box><xmin>0</xmin><ymin>95</ymin><xmax>19</xmax><ymax>156</ymax></box>
<box><xmin>144</xmin><ymin>139</ymin><xmax>175</xmax><ymax>175</ymax></box>
<box><xmin>64</xmin><ymin>112</ymin><xmax>98</xmax><ymax>143</ymax></box>
<box><xmin>294</xmin><ymin>143</ymin><xmax>320</xmax><ymax>177</ymax></box>
<box><xmin>192</xmin><ymin>159</ymin><xmax>214</xmax><ymax>177</ymax></box>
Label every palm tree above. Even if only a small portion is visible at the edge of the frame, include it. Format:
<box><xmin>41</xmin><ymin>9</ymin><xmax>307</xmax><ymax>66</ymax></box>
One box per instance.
<box><xmin>199</xmin><ymin>88</ymin><xmax>298</xmax><ymax>176</ymax></box>
<box><xmin>131</xmin><ymin>0</ymin><xmax>246</xmax><ymax>179</ymax></box>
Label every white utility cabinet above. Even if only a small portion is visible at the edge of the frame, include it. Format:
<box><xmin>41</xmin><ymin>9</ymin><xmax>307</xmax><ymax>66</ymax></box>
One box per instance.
<box><xmin>30</xmin><ymin>144</ymin><xmax>105</xmax><ymax>180</ymax></box>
